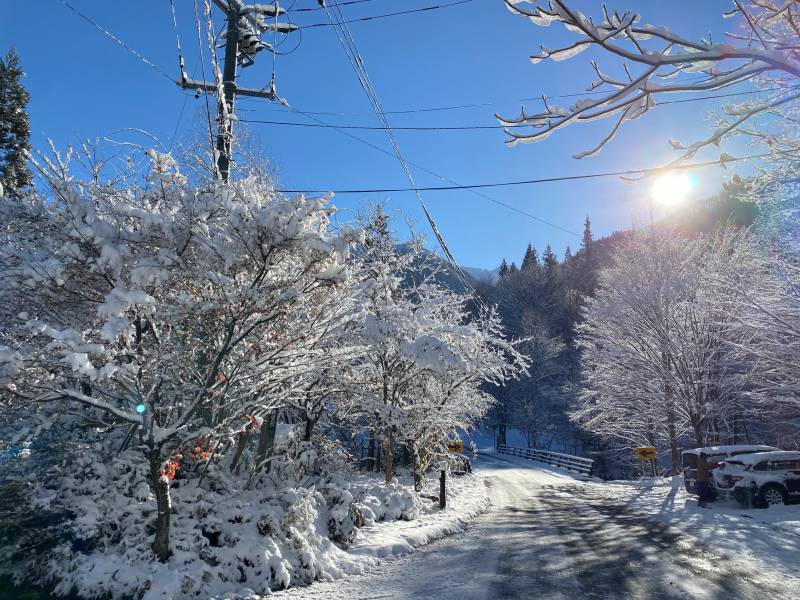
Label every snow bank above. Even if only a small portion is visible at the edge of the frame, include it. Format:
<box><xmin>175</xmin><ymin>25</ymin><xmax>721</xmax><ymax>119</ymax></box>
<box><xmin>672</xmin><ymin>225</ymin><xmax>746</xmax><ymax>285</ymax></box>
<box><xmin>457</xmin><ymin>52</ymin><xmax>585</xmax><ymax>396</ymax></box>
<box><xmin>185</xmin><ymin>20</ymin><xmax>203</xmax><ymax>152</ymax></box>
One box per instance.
<box><xmin>225</xmin><ymin>471</ymin><xmax>489</xmax><ymax>599</ymax></box>
<box><xmin>597</xmin><ymin>475</ymin><xmax>800</xmax><ymax>536</ymax></box>
<box><xmin>575</xmin><ymin>476</ymin><xmax>800</xmax><ymax>587</ymax></box>
<box><xmin>345</xmin><ymin>472</ymin><xmax>489</xmax><ymax>562</ymax></box>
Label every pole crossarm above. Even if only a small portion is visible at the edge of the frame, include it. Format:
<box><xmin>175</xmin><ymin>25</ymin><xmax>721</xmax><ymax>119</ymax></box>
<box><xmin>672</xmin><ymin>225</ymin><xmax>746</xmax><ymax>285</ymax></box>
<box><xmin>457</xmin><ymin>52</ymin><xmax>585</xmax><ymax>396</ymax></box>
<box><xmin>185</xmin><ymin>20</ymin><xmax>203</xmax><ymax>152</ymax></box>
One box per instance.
<box><xmin>195</xmin><ymin>0</ymin><xmax>290</xmax><ymax>181</ymax></box>
<box><xmin>180</xmin><ymin>77</ymin><xmax>277</xmax><ymax>99</ymax></box>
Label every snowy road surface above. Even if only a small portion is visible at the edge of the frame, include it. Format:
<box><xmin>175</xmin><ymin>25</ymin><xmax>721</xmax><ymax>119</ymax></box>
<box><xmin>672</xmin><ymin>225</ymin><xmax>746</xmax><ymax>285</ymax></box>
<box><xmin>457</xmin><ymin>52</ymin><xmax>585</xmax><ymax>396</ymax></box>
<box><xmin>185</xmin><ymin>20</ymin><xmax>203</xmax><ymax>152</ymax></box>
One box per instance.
<box><xmin>276</xmin><ymin>453</ymin><xmax>800</xmax><ymax>599</ymax></box>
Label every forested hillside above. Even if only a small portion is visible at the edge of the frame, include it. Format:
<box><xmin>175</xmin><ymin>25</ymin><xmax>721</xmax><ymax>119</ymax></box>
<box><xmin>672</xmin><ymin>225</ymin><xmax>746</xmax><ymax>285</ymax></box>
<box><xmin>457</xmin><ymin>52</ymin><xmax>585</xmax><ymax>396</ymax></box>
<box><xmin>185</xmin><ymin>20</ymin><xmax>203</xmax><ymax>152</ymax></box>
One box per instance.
<box><xmin>475</xmin><ymin>183</ymin><xmax>798</xmax><ymax>474</ymax></box>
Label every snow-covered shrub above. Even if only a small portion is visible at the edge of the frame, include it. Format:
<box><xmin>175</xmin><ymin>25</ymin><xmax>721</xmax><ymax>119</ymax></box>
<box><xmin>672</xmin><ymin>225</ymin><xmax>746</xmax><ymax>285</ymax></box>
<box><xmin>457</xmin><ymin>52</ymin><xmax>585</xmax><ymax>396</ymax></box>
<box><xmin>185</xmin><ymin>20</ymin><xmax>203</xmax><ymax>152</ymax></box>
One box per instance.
<box><xmin>2</xmin><ymin>438</ymin><xmax>360</xmax><ymax>599</ymax></box>
<box><xmin>320</xmin><ymin>473</ymin><xmax>362</xmax><ymax>549</ymax></box>
<box><xmin>353</xmin><ymin>480</ymin><xmax>420</xmax><ymax>525</ymax></box>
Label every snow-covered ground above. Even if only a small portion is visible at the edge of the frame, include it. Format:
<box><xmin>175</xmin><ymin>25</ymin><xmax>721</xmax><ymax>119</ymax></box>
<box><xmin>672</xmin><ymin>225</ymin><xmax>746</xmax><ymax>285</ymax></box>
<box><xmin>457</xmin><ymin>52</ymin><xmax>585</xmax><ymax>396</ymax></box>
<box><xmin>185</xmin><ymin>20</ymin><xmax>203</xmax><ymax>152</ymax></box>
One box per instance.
<box><xmin>339</xmin><ymin>471</ymin><xmax>490</xmax><ymax>563</ymax></box>
<box><xmin>589</xmin><ymin>475</ymin><xmax>800</xmax><ymax>586</ymax></box>
<box><xmin>274</xmin><ymin>452</ymin><xmax>800</xmax><ymax>599</ymax></box>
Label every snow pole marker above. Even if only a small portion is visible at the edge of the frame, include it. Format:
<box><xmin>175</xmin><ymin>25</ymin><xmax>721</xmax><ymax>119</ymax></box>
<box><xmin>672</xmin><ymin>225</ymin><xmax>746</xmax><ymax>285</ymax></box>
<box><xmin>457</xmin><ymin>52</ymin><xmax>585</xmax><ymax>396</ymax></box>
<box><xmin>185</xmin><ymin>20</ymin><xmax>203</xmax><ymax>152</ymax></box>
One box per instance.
<box><xmin>439</xmin><ymin>460</ymin><xmax>448</xmax><ymax>509</ymax></box>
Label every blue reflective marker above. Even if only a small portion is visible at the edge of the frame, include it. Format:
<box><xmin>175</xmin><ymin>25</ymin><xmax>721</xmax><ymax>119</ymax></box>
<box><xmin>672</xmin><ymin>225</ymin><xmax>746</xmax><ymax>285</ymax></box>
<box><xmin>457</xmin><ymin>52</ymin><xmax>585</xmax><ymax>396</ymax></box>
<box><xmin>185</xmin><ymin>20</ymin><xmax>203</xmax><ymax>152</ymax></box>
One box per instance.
<box><xmin>136</xmin><ymin>404</ymin><xmax>146</xmax><ymax>414</ymax></box>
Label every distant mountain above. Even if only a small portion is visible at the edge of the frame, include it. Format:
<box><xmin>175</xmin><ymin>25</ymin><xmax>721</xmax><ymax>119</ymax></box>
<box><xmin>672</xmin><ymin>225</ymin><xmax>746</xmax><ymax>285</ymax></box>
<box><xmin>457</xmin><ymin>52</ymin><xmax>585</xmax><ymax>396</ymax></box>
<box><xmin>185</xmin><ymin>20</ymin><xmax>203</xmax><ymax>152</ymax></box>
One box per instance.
<box><xmin>462</xmin><ymin>266</ymin><xmax>499</xmax><ymax>283</ymax></box>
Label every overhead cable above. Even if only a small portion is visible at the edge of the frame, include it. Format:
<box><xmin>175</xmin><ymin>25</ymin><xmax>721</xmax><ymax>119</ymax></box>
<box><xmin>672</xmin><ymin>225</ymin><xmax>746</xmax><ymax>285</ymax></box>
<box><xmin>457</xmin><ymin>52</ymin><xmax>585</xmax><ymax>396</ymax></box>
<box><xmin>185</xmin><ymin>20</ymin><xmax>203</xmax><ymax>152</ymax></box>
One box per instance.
<box><xmin>268</xmin><ymin>152</ymin><xmax>774</xmax><ymax>194</ymax></box>
<box><xmin>60</xmin><ymin>1</ymin><xmax>175</xmax><ymax>83</ymax></box>
<box><xmin>302</xmin><ymin>0</ymin><xmax>473</xmax><ymax>28</ymax></box>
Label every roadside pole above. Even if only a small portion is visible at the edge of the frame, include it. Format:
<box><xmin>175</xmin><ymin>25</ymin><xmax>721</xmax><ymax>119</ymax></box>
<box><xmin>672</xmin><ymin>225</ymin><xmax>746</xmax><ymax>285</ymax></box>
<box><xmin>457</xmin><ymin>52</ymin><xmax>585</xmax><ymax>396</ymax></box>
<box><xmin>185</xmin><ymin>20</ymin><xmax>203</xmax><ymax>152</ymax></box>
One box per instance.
<box><xmin>179</xmin><ymin>0</ymin><xmax>294</xmax><ymax>181</ymax></box>
<box><xmin>439</xmin><ymin>461</ymin><xmax>447</xmax><ymax>509</ymax></box>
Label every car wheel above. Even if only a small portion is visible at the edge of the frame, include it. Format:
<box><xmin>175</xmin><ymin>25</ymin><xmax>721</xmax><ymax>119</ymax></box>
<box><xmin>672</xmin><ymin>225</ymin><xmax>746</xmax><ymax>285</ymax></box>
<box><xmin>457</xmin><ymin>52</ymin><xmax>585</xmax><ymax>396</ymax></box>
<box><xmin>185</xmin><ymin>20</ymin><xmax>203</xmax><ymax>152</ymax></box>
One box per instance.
<box><xmin>757</xmin><ymin>484</ymin><xmax>787</xmax><ymax>508</ymax></box>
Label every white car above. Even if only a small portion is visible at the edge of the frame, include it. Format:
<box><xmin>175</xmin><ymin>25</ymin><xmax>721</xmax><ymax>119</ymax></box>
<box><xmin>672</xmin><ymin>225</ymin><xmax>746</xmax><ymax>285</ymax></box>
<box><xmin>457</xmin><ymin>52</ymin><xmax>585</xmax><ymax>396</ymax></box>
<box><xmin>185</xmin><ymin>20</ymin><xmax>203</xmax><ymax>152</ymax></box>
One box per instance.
<box><xmin>713</xmin><ymin>450</ymin><xmax>800</xmax><ymax>507</ymax></box>
<box><xmin>681</xmin><ymin>444</ymin><xmax>778</xmax><ymax>494</ymax></box>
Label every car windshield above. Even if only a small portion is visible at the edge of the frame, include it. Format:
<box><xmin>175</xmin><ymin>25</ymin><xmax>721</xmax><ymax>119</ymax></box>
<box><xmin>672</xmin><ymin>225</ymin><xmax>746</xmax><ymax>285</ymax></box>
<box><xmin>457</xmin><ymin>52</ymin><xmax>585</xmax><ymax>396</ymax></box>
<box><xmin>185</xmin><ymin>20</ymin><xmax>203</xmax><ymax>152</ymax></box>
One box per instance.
<box><xmin>682</xmin><ymin>454</ymin><xmax>698</xmax><ymax>468</ymax></box>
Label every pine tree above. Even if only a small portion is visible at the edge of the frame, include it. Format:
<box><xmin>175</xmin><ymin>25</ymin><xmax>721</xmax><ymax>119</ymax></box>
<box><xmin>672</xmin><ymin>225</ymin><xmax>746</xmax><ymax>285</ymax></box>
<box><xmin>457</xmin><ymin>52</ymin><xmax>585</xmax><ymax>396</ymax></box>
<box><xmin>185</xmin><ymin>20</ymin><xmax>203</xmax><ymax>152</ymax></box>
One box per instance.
<box><xmin>509</xmin><ymin>261</ymin><xmax>519</xmax><ymax>276</ymax></box>
<box><xmin>579</xmin><ymin>215</ymin><xmax>597</xmax><ymax>294</ymax></box>
<box><xmin>521</xmin><ymin>243</ymin><xmax>539</xmax><ymax>271</ymax></box>
<box><xmin>543</xmin><ymin>244</ymin><xmax>558</xmax><ymax>274</ymax></box>
<box><xmin>0</xmin><ymin>49</ymin><xmax>32</xmax><ymax>197</ymax></box>
<box><xmin>498</xmin><ymin>258</ymin><xmax>509</xmax><ymax>278</ymax></box>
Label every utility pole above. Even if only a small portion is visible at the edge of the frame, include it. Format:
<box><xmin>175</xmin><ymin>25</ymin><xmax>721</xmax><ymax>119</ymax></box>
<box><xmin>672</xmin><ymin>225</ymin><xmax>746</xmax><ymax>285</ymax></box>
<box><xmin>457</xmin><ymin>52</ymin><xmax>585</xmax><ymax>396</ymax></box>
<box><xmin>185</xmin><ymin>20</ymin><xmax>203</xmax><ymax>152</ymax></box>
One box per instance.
<box><xmin>179</xmin><ymin>0</ymin><xmax>297</xmax><ymax>182</ymax></box>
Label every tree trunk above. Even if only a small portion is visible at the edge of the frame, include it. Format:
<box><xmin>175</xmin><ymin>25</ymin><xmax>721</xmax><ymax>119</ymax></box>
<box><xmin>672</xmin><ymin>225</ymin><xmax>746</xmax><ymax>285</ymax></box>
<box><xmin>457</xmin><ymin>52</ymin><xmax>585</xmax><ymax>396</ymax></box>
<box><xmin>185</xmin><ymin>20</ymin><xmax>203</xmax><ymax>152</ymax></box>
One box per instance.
<box><xmin>692</xmin><ymin>419</ymin><xmax>704</xmax><ymax>448</ymax></box>
<box><xmin>366</xmin><ymin>431</ymin><xmax>376</xmax><ymax>471</ymax></box>
<box><xmin>304</xmin><ymin>417</ymin><xmax>315</xmax><ymax>442</ymax></box>
<box><xmin>384</xmin><ymin>440</ymin><xmax>395</xmax><ymax>484</ymax></box>
<box><xmin>662</xmin><ymin>353</ymin><xmax>680</xmax><ymax>475</ymax></box>
<box><xmin>667</xmin><ymin>411</ymin><xmax>680</xmax><ymax>475</ymax></box>
<box><xmin>230</xmin><ymin>430</ymin><xmax>248</xmax><ymax>474</ymax></box>
<box><xmin>255</xmin><ymin>410</ymin><xmax>277</xmax><ymax>471</ymax></box>
<box><xmin>497</xmin><ymin>423</ymin><xmax>507</xmax><ymax>447</ymax></box>
<box><xmin>411</xmin><ymin>443</ymin><xmax>426</xmax><ymax>492</ymax></box>
<box><xmin>148</xmin><ymin>449</ymin><xmax>171</xmax><ymax>562</ymax></box>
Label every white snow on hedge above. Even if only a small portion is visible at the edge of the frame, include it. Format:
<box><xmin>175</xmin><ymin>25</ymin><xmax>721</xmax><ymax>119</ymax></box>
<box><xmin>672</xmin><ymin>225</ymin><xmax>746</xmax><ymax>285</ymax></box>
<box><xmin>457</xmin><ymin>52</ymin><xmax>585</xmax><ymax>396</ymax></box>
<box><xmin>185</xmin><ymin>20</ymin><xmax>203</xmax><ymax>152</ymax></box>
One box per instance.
<box><xmin>222</xmin><ymin>472</ymin><xmax>489</xmax><ymax>600</ymax></box>
<box><xmin>346</xmin><ymin>472</ymin><xmax>489</xmax><ymax>562</ymax></box>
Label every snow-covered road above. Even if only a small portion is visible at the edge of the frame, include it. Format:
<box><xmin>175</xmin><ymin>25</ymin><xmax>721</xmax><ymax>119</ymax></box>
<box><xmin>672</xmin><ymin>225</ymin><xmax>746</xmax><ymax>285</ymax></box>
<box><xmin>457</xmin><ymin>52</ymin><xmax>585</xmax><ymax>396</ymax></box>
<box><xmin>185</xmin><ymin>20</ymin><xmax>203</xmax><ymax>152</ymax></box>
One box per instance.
<box><xmin>275</xmin><ymin>453</ymin><xmax>800</xmax><ymax>599</ymax></box>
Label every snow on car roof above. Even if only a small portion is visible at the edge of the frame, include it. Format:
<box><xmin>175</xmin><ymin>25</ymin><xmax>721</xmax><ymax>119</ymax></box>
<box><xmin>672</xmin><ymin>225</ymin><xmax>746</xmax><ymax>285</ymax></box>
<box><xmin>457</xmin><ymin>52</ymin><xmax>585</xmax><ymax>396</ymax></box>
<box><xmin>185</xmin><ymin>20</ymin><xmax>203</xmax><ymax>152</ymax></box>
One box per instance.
<box><xmin>729</xmin><ymin>450</ymin><xmax>800</xmax><ymax>464</ymax></box>
<box><xmin>681</xmin><ymin>445</ymin><xmax>778</xmax><ymax>456</ymax></box>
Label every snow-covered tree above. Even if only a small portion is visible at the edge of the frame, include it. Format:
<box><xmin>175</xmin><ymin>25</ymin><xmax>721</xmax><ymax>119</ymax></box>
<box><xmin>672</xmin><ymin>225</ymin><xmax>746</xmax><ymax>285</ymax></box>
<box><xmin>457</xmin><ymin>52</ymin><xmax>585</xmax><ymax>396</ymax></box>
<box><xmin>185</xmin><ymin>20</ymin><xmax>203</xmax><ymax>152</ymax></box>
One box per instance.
<box><xmin>576</xmin><ymin>227</ymin><xmax>763</xmax><ymax>470</ymax></box>
<box><xmin>350</xmin><ymin>210</ymin><xmax>527</xmax><ymax>487</ymax></box>
<box><xmin>712</xmin><ymin>226</ymin><xmax>800</xmax><ymax>410</ymax></box>
<box><xmin>507</xmin><ymin>319</ymin><xmax>567</xmax><ymax>449</ymax></box>
<box><xmin>0</xmin><ymin>49</ymin><xmax>32</xmax><ymax>196</ymax></box>
<box><xmin>0</xmin><ymin>148</ymin><xmax>360</xmax><ymax>561</ymax></box>
<box><xmin>501</xmin><ymin>1</ymin><xmax>800</xmax><ymax>173</ymax></box>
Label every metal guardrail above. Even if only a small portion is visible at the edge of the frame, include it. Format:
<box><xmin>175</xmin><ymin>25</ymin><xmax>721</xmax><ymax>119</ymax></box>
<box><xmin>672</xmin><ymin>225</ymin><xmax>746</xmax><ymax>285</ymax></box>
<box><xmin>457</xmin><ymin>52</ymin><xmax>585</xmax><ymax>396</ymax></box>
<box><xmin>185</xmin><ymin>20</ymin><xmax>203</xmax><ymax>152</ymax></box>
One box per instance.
<box><xmin>497</xmin><ymin>444</ymin><xmax>594</xmax><ymax>476</ymax></box>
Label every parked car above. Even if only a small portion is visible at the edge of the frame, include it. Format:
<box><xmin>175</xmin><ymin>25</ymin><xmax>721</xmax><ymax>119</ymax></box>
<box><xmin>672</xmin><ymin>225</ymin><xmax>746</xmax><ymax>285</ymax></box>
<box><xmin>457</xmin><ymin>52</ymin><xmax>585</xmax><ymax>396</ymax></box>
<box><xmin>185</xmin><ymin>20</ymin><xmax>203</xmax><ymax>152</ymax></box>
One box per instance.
<box><xmin>681</xmin><ymin>445</ymin><xmax>778</xmax><ymax>494</ymax></box>
<box><xmin>713</xmin><ymin>450</ymin><xmax>800</xmax><ymax>508</ymax></box>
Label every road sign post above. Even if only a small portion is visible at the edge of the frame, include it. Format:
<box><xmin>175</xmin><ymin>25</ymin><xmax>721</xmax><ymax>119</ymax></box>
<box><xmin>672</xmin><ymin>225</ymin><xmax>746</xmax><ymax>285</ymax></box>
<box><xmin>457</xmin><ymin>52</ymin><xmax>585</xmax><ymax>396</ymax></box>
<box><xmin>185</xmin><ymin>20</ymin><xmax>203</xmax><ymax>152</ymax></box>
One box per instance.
<box><xmin>636</xmin><ymin>447</ymin><xmax>658</xmax><ymax>477</ymax></box>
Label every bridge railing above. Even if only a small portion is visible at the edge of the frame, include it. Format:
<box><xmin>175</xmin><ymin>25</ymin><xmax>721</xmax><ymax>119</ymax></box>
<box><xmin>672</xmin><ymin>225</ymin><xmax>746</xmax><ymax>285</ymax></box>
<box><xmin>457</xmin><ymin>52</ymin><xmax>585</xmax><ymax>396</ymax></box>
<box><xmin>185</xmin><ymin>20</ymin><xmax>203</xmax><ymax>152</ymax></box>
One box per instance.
<box><xmin>497</xmin><ymin>444</ymin><xmax>594</xmax><ymax>476</ymax></box>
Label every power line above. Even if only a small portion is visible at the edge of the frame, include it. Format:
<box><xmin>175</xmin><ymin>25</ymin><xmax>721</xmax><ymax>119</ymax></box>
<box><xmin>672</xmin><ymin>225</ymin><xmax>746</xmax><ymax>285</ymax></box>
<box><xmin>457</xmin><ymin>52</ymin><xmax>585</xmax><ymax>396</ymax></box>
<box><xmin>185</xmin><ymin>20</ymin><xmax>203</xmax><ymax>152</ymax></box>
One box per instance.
<box><xmin>301</xmin><ymin>0</ymin><xmax>473</xmax><ymax>28</ymax></box>
<box><xmin>268</xmin><ymin>152</ymin><xmax>773</xmax><ymax>194</ymax></box>
<box><xmin>290</xmin><ymin>0</ymin><xmax>384</xmax><ymax>12</ymax></box>
<box><xmin>193</xmin><ymin>0</ymin><xmax>217</xmax><ymax>167</ymax></box>
<box><xmin>237</xmin><ymin>85</ymin><xmax>789</xmax><ymax>118</ymax></box>
<box><xmin>321</xmin><ymin>0</ymin><xmax>472</xmax><ymax>288</ymax></box>
<box><xmin>60</xmin><ymin>1</ymin><xmax>175</xmax><ymax>83</ymax></box>
<box><xmin>284</xmin><ymin>104</ymin><xmax>580</xmax><ymax>236</ymax></box>
<box><xmin>241</xmin><ymin>86</ymin><xmax>789</xmax><ymax>131</ymax></box>
<box><xmin>239</xmin><ymin>119</ymin><xmax>514</xmax><ymax>130</ymax></box>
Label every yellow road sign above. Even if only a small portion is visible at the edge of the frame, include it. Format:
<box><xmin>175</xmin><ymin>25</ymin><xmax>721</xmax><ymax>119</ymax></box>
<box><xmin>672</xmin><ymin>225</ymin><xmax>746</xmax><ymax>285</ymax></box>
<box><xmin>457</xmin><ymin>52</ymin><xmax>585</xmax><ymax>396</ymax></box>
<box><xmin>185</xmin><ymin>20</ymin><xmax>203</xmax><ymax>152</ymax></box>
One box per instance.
<box><xmin>636</xmin><ymin>446</ymin><xmax>657</xmax><ymax>460</ymax></box>
<box><xmin>446</xmin><ymin>440</ymin><xmax>465</xmax><ymax>453</ymax></box>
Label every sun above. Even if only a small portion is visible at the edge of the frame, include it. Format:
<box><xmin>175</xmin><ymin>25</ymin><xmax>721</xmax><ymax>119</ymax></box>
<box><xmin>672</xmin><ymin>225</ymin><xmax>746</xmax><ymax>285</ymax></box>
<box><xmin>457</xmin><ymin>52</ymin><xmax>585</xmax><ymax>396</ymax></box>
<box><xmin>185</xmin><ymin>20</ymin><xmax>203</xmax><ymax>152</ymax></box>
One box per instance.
<box><xmin>652</xmin><ymin>172</ymin><xmax>693</xmax><ymax>207</ymax></box>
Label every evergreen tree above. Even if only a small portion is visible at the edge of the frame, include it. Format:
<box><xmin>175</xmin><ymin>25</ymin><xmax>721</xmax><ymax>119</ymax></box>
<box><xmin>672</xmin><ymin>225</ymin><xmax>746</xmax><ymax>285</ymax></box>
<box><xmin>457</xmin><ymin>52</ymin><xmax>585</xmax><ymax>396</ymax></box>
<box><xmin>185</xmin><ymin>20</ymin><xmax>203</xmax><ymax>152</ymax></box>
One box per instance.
<box><xmin>0</xmin><ymin>49</ymin><xmax>32</xmax><ymax>197</ymax></box>
<box><xmin>564</xmin><ymin>245</ymin><xmax>573</xmax><ymax>264</ymax></box>
<box><xmin>521</xmin><ymin>243</ymin><xmax>539</xmax><ymax>271</ymax></box>
<box><xmin>543</xmin><ymin>244</ymin><xmax>558</xmax><ymax>274</ymax></box>
<box><xmin>579</xmin><ymin>215</ymin><xmax>597</xmax><ymax>294</ymax></box>
<box><xmin>499</xmin><ymin>258</ymin><xmax>509</xmax><ymax>278</ymax></box>
<box><xmin>508</xmin><ymin>261</ymin><xmax>519</xmax><ymax>276</ymax></box>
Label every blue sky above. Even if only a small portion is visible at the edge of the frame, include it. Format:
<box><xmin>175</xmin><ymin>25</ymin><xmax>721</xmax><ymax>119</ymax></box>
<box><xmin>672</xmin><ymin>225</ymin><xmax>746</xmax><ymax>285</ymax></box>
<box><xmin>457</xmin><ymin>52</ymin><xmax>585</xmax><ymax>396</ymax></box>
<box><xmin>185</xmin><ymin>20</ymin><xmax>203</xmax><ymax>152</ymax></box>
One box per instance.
<box><xmin>2</xmin><ymin>1</ymin><xmax>753</xmax><ymax>269</ymax></box>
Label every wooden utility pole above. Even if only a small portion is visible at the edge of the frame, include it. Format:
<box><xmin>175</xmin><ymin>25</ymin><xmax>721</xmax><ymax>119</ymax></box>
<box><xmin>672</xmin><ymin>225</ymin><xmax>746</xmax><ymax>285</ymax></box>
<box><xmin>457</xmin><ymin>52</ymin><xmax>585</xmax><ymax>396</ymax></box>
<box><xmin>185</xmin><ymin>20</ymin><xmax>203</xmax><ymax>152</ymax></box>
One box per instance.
<box><xmin>179</xmin><ymin>0</ymin><xmax>296</xmax><ymax>181</ymax></box>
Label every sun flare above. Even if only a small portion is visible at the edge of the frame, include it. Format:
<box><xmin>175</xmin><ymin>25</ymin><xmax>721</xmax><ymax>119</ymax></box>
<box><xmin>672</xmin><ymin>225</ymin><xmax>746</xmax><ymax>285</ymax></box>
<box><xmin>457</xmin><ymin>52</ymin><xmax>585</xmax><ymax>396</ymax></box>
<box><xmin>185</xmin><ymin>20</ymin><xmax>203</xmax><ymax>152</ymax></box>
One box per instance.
<box><xmin>652</xmin><ymin>172</ymin><xmax>693</xmax><ymax>206</ymax></box>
